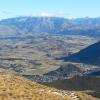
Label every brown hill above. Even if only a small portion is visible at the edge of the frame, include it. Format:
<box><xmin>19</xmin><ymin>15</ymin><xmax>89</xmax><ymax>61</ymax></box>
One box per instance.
<box><xmin>0</xmin><ymin>73</ymin><xmax>98</xmax><ymax>100</ymax></box>
<box><xmin>0</xmin><ymin>73</ymin><xmax>71</xmax><ymax>100</ymax></box>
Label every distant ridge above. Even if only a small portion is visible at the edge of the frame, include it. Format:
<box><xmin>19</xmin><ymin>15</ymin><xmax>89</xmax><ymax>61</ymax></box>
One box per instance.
<box><xmin>0</xmin><ymin>16</ymin><xmax>100</xmax><ymax>38</ymax></box>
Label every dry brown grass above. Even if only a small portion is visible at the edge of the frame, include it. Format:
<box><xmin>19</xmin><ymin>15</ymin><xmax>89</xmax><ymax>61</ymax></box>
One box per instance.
<box><xmin>0</xmin><ymin>73</ymin><xmax>72</xmax><ymax>100</ymax></box>
<box><xmin>0</xmin><ymin>73</ymin><xmax>99</xmax><ymax>100</ymax></box>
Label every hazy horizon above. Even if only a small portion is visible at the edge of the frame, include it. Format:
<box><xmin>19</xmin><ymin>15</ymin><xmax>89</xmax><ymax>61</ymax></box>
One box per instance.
<box><xmin>0</xmin><ymin>0</ymin><xmax>100</xmax><ymax>20</ymax></box>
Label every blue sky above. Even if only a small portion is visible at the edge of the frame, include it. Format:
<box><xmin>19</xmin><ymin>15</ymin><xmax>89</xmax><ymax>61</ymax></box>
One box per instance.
<box><xmin>0</xmin><ymin>0</ymin><xmax>100</xmax><ymax>19</ymax></box>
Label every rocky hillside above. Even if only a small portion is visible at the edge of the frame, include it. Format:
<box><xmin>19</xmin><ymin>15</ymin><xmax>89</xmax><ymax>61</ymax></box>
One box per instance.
<box><xmin>0</xmin><ymin>17</ymin><xmax>100</xmax><ymax>38</ymax></box>
<box><xmin>0</xmin><ymin>73</ymin><xmax>98</xmax><ymax>100</ymax></box>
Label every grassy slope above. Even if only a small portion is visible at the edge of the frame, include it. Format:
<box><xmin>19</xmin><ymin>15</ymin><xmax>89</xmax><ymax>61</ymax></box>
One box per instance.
<box><xmin>0</xmin><ymin>73</ymin><xmax>98</xmax><ymax>100</ymax></box>
<box><xmin>0</xmin><ymin>73</ymin><xmax>73</xmax><ymax>100</ymax></box>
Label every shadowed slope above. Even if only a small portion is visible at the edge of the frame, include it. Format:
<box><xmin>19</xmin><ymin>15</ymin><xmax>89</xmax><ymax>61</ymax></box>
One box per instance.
<box><xmin>43</xmin><ymin>76</ymin><xmax>100</xmax><ymax>99</ymax></box>
<box><xmin>61</xmin><ymin>41</ymin><xmax>100</xmax><ymax>65</ymax></box>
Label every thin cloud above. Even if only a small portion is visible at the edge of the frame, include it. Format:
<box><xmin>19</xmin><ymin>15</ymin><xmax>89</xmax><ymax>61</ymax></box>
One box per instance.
<box><xmin>31</xmin><ymin>12</ymin><xmax>71</xmax><ymax>18</ymax></box>
<box><xmin>0</xmin><ymin>11</ymin><xmax>72</xmax><ymax>19</ymax></box>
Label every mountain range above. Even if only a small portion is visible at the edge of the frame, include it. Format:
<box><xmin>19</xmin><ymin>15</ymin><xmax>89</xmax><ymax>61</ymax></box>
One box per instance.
<box><xmin>0</xmin><ymin>17</ymin><xmax>100</xmax><ymax>38</ymax></box>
